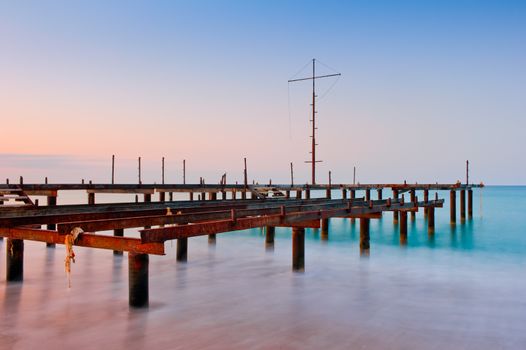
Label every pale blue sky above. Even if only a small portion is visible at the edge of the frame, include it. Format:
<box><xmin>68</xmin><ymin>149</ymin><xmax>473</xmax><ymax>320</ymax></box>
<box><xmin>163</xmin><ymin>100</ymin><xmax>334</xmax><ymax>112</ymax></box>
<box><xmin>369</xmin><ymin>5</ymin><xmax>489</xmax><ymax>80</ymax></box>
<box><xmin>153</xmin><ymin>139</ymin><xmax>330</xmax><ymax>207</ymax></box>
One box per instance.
<box><xmin>1</xmin><ymin>1</ymin><xmax>525</xmax><ymax>184</ymax></box>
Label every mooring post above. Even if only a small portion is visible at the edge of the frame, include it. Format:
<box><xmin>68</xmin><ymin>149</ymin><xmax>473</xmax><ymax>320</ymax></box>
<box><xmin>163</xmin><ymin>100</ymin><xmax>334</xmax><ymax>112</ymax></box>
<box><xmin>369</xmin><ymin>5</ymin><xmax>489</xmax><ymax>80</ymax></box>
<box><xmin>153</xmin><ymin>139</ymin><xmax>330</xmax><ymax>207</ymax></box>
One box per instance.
<box><xmin>359</xmin><ymin>218</ymin><xmax>370</xmax><ymax>255</ymax></box>
<box><xmin>400</xmin><ymin>211</ymin><xmax>408</xmax><ymax>245</ymax></box>
<box><xmin>177</xmin><ymin>238</ymin><xmax>188</xmax><ymax>262</ymax></box>
<box><xmin>88</xmin><ymin>192</ymin><xmax>95</xmax><ymax>205</ymax></box>
<box><xmin>6</xmin><ymin>238</ymin><xmax>24</xmax><ymax>281</ymax></box>
<box><xmin>189</xmin><ymin>192</ymin><xmax>194</xmax><ymax>201</ymax></box>
<box><xmin>342</xmin><ymin>188</ymin><xmax>347</xmax><ymax>199</ymax></box>
<box><xmin>365</xmin><ymin>189</ymin><xmax>371</xmax><ymax>202</ymax></box>
<box><xmin>450</xmin><ymin>190</ymin><xmax>456</xmax><ymax>224</ymax></box>
<box><xmin>46</xmin><ymin>195</ymin><xmax>57</xmax><ymax>247</ymax></box>
<box><xmin>305</xmin><ymin>186</ymin><xmax>311</xmax><ymax>199</ymax></box>
<box><xmin>265</xmin><ymin>226</ymin><xmax>275</xmax><ymax>247</ymax></box>
<box><xmin>321</xmin><ymin>218</ymin><xmax>329</xmax><ymax>240</ymax></box>
<box><xmin>169</xmin><ymin>192</ymin><xmax>173</xmax><ymax>201</ymax></box>
<box><xmin>326</xmin><ymin>171</ymin><xmax>332</xmax><ymax>198</ymax></box>
<box><xmin>428</xmin><ymin>207</ymin><xmax>435</xmax><ymax>233</ymax></box>
<box><xmin>410</xmin><ymin>189</ymin><xmax>416</xmax><ymax>220</ymax></box>
<box><xmin>159</xmin><ymin>192</ymin><xmax>166</xmax><ymax>202</ymax></box>
<box><xmin>468</xmin><ymin>188</ymin><xmax>473</xmax><ymax>219</ymax></box>
<box><xmin>460</xmin><ymin>189</ymin><xmax>466</xmax><ymax>221</ymax></box>
<box><xmin>292</xmin><ymin>227</ymin><xmax>305</xmax><ymax>272</ymax></box>
<box><xmin>393</xmin><ymin>189</ymin><xmax>399</xmax><ymax>223</ymax></box>
<box><xmin>128</xmin><ymin>252</ymin><xmax>149</xmax><ymax>308</ymax></box>
<box><xmin>377</xmin><ymin>188</ymin><xmax>383</xmax><ymax>200</ymax></box>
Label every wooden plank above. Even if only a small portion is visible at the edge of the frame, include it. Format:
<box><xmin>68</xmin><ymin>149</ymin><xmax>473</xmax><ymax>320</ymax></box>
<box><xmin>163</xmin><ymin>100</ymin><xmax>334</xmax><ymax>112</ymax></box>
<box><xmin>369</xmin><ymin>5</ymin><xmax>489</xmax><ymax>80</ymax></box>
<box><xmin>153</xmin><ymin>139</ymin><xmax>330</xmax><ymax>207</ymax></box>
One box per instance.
<box><xmin>0</xmin><ymin>227</ymin><xmax>164</xmax><ymax>255</ymax></box>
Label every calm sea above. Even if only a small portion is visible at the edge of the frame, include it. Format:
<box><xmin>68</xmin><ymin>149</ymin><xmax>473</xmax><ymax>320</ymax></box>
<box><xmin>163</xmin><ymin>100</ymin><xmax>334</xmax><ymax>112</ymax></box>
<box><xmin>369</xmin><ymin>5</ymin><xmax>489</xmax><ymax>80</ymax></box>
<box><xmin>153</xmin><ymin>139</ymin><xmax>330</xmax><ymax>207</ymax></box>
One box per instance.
<box><xmin>1</xmin><ymin>186</ymin><xmax>525</xmax><ymax>349</ymax></box>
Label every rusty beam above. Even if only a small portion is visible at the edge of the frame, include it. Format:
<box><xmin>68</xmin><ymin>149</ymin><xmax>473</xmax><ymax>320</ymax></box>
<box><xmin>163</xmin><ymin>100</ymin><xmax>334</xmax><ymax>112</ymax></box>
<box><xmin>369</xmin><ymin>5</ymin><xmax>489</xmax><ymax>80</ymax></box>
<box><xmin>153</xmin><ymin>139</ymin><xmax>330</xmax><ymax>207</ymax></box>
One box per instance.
<box><xmin>0</xmin><ymin>228</ymin><xmax>164</xmax><ymax>255</ymax></box>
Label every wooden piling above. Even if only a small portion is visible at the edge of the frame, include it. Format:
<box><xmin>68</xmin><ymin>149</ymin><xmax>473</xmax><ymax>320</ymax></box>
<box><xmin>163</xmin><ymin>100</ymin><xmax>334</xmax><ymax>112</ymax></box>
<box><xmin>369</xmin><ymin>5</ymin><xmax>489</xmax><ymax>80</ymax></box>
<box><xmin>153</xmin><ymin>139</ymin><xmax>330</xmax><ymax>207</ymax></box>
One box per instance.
<box><xmin>321</xmin><ymin>218</ymin><xmax>329</xmax><ymax>240</ymax></box>
<box><xmin>468</xmin><ymin>189</ymin><xmax>473</xmax><ymax>219</ymax></box>
<box><xmin>377</xmin><ymin>189</ymin><xmax>383</xmax><ymax>200</ymax></box>
<box><xmin>400</xmin><ymin>211</ymin><xmax>407</xmax><ymax>245</ymax></box>
<box><xmin>342</xmin><ymin>189</ymin><xmax>347</xmax><ymax>199</ymax></box>
<box><xmin>265</xmin><ymin>226</ymin><xmax>275</xmax><ymax>246</ymax></box>
<box><xmin>6</xmin><ymin>238</ymin><xmax>24</xmax><ymax>281</ymax></box>
<box><xmin>144</xmin><ymin>193</ymin><xmax>151</xmax><ymax>203</ymax></box>
<box><xmin>208</xmin><ymin>234</ymin><xmax>216</xmax><ymax>244</ymax></box>
<box><xmin>365</xmin><ymin>189</ymin><xmax>371</xmax><ymax>202</ymax></box>
<box><xmin>424</xmin><ymin>189</ymin><xmax>429</xmax><ymax>217</ymax></box>
<box><xmin>46</xmin><ymin>195</ymin><xmax>57</xmax><ymax>247</ymax></box>
<box><xmin>410</xmin><ymin>190</ymin><xmax>416</xmax><ymax>220</ymax></box>
<box><xmin>113</xmin><ymin>228</ymin><xmax>124</xmax><ymax>255</ymax></box>
<box><xmin>292</xmin><ymin>227</ymin><xmax>305</xmax><ymax>271</ymax></box>
<box><xmin>305</xmin><ymin>187</ymin><xmax>311</xmax><ymax>199</ymax></box>
<box><xmin>393</xmin><ymin>189</ymin><xmax>399</xmax><ymax>223</ymax></box>
<box><xmin>111</xmin><ymin>154</ymin><xmax>115</xmax><ymax>184</ymax></box>
<box><xmin>296</xmin><ymin>190</ymin><xmax>302</xmax><ymax>199</ymax></box>
<box><xmin>450</xmin><ymin>190</ymin><xmax>456</xmax><ymax>224</ymax></box>
<box><xmin>159</xmin><ymin>192</ymin><xmax>166</xmax><ymax>202</ymax></box>
<box><xmin>428</xmin><ymin>207</ymin><xmax>435</xmax><ymax>234</ymax></box>
<box><xmin>359</xmin><ymin>218</ymin><xmax>370</xmax><ymax>254</ymax></box>
<box><xmin>128</xmin><ymin>252</ymin><xmax>149</xmax><ymax>308</ymax></box>
<box><xmin>460</xmin><ymin>189</ymin><xmax>466</xmax><ymax>221</ymax></box>
<box><xmin>177</xmin><ymin>237</ymin><xmax>188</xmax><ymax>262</ymax></box>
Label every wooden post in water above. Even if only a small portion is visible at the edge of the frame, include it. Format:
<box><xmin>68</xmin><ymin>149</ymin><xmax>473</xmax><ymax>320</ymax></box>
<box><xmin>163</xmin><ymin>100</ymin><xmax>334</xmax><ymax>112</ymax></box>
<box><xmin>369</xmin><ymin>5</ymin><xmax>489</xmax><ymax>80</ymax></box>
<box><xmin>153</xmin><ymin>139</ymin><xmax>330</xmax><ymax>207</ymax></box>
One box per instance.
<box><xmin>450</xmin><ymin>190</ymin><xmax>456</xmax><ymax>224</ymax></box>
<box><xmin>113</xmin><ymin>228</ymin><xmax>124</xmax><ymax>255</ymax></box>
<box><xmin>428</xmin><ymin>207</ymin><xmax>435</xmax><ymax>234</ymax></box>
<box><xmin>342</xmin><ymin>188</ymin><xmax>347</xmax><ymax>199</ymax></box>
<box><xmin>6</xmin><ymin>238</ymin><xmax>24</xmax><ymax>281</ymax></box>
<box><xmin>423</xmin><ymin>189</ymin><xmax>429</xmax><ymax>217</ymax></box>
<box><xmin>400</xmin><ymin>211</ymin><xmax>408</xmax><ymax>245</ymax></box>
<box><xmin>359</xmin><ymin>218</ymin><xmax>370</xmax><ymax>255</ymax></box>
<box><xmin>410</xmin><ymin>189</ymin><xmax>416</xmax><ymax>220</ymax></box>
<box><xmin>265</xmin><ymin>226</ymin><xmax>275</xmax><ymax>247</ymax></box>
<box><xmin>138</xmin><ymin>157</ymin><xmax>142</xmax><ymax>185</ymax></box>
<box><xmin>468</xmin><ymin>189</ymin><xmax>473</xmax><ymax>219</ymax></box>
<box><xmin>321</xmin><ymin>218</ymin><xmax>329</xmax><ymax>240</ymax></box>
<box><xmin>208</xmin><ymin>234</ymin><xmax>216</xmax><ymax>244</ymax></box>
<box><xmin>292</xmin><ymin>227</ymin><xmax>305</xmax><ymax>272</ymax></box>
<box><xmin>393</xmin><ymin>189</ymin><xmax>399</xmax><ymax>223</ymax></box>
<box><xmin>242</xmin><ymin>157</ymin><xmax>248</xmax><ymax>200</ymax></box>
<box><xmin>296</xmin><ymin>190</ymin><xmax>302</xmax><ymax>199</ymax></box>
<box><xmin>128</xmin><ymin>252</ymin><xmax>149</xmax><ymax>308</ymax></box>
<box><xmin>350</xmin><ymin>189</ymin><xmax>356</xmax><ymax>223</ymax></box>
<box><xmin>46</xmin><ymin>195</ymin><xmax>57</xmax><ymax>247</ymax></box>
<box><xmin>460</xmin><ymin>189</ymin><xmax>466</xmax><ymax>221</ymax></box>
<box><xmin>305</xmin><ymin>186</ymin><xmax>311</xmax><ymax>199</ymax></box>
<box><xmin>326</xmin><ymin>171</ymin><xmax>331</xmax><ymax>198</ymax></box>
<box><xmin>177</xmin><ymin>238</ymin><xmax>188</xmax><ymax>262</ymax></box>
<box><xmin>159</xmin><ymin>192</ymin><xmax>166</xmax><ymax>202</ymax></box>
<box><xmin>377</xmin><ymin>188</ymin><xmax>383</xmax><ymax>200</ymax></box>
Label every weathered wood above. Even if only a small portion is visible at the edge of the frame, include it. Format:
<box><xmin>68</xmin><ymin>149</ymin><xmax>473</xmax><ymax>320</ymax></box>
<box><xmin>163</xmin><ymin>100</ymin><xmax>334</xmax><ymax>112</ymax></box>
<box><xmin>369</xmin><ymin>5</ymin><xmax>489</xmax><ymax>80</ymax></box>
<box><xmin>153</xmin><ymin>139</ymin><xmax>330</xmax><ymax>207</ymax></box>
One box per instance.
<box><xmin>0</xmin><ymin>228</ymin><xmax>164</xmax><ymax>255</ymax></box>
<box><xmin>359</xmin><ymin>218</ymin><xmax>370</xmax><ymax>254</ymax></box>
<box><xmin>460</xmin><ymin>189</ymin><xmax>466</xmax><ymax>220</ymax></box>
<box><xmin>450</xmin><ymin>190</ymin><xmax>456</xmax><ymax>224</ymax></box>
<box><xmin>6</xmin><ymin>238</ymin><xmax>24</xmax><ymax>281</ymax></box>
<box><xmin>468</xmin><ymin>189</ymin><xmax>473</xmax><ymax>219</ymax></box>
<box><xmin>177</xmin><ymin>237</ymin><xmax>188</xmax><ymax>262</ymax></box>
<box><xmin>292</xmin><ymin>227</ymin><xmax>305</xmax><ymax>271</ymax></box>
<box><xmin>129</xmin><ymin>252</ymin><xmax>149</xmax><ymax>307</ymax></box>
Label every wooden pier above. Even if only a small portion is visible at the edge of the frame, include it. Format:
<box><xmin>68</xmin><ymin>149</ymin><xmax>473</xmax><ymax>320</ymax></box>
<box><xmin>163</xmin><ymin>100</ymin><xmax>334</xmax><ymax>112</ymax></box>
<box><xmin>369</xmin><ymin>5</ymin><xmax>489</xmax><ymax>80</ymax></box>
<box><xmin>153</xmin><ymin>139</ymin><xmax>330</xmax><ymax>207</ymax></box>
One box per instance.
<box><xmin>0</xmin><ymin>181</ymin><xmax>482</xmax><ymax>307</ymax></box>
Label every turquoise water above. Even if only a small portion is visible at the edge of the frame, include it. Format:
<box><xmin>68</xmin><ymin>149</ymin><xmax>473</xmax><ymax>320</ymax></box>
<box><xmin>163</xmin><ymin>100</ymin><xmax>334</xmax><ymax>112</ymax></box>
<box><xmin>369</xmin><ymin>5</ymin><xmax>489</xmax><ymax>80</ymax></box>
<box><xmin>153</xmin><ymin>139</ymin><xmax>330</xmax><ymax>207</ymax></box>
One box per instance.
<box><xmin>1</xmin><ymin>186</ymin><xmax>525</xmax><ymax>349</ymax></box>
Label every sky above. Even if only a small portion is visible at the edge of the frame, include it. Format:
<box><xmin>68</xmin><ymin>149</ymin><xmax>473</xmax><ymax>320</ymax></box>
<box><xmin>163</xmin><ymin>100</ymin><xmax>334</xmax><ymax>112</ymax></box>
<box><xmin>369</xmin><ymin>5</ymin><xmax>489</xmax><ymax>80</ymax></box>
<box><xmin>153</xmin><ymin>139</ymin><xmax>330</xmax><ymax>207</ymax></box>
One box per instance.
<box><xmin>1</xmin><ymin>0</ymin><xmax>525</xmax><ymax>185</ymax></box>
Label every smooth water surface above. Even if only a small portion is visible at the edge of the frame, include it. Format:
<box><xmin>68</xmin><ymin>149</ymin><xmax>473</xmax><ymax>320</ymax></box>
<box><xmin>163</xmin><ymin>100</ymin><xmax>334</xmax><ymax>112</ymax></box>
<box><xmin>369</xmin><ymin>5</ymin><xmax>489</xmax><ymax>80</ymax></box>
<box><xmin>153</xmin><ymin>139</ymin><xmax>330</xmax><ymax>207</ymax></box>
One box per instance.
<box><xmin>1</xmin><ymin>187</ymin><xmax>525</xmax><ymax>349</ymax></box>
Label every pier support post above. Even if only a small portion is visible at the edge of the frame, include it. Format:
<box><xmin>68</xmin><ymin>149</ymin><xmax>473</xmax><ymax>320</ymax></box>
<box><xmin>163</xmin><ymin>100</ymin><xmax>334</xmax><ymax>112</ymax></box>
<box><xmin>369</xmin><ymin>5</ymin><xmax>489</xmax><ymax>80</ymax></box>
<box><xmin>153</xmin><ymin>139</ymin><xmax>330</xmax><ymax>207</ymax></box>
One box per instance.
<box><xmin>113</xmin><ymin>228</ymin><xmax>124</xmax><ymax>255</ymax></box>
<box><xmin>6</xmin><ymin>238</ymin><xmax>24</xmax><ymax>282</ymax></box>
<box><xmin>88</xmin><ymin>192</ymin><xmax>95</xmax><ymax>205</ymax></box>
<box><xmin>305</xmin><ymin>188</ymin><xmax>310</xmax><ymax>199</ymax></box>
<box><xmin>177</xmin><ymin>238</ymin><xmax>188</xmax><ymax>262</ymax></box>
<box><xmin>265</xmin><ymin>226</ymin><xmax>275</xmax><ymax>247</ymax></box>
<box><xmin>393</xmin><ymin>189</ymin><xmax>399</xmax><ymax>223</ymax></box>
<box><xmin>128</xmin><ymin>252</ymin><xmax>149</xmax><ymax>308</ymax></box>
<box><xmin>450</xmin><ymin>190</ymin><xmax>456</xmax><ymax>224</ymax></box>
<box><xmin>428</xmin><ymin>207</ymin><xmax>435</xmax><ymax>234</ymax></box>
<box><xmin>46</xmin><ymin>195</ymin><xmax>57</xmax><ymax>247</ymax></box>
<box><xmin>159</xmin><ymin>192</ymin><xmax>166</xmax><ymax>202</ymax></box>
<box><xmin>326</xmin><ymin>188</ymin><xmax>331</xmax><ymax>199</ymax></box>
<box><xmin>296</xmin><ymin>190</ymin><xmax>302</xmax><ymax>199</ymax></box>
<box><xmin>423</xmin><ymin>189</ymin><xmax>429</xmax><ymax>217</ymax></box>
<box><xmin>468</xmin><ymin>189</ymin><xmax>473</xmax><ymax>219</ymax></box>
<box><xmin>377</xmin><ymin>189</ymin><xmax>383</xmax><ymax>200</ymax></box>
<box><xmin>189</xmin><ymin>192</ymin><xmax>194</xmax><ymax>201</ymax></box>
<box><xmin>410</xmin><ymin>190</ymin><xmax>416</xmax><ymax>220</ymax></box>
<box><xmin>460</xmin><ymin>189</ymin><xmax>466</xmax><ymax>221</ymax></box>
<box><xmin>285</xmin><ymin>190</ymin><xmax>290</xmax><ymax>199</ymax></box>
<box><xmin>144</xmin><ymin>193</ymin><xmax>151</xmax><ymax>203</ymax></box>
<box><xmin>292</xmin><ymin>227</ymin><xmax>305</xmax><ymax>272</ymax></box>
<box><xmin>365</xmin><ymin>189</ymin><xmax>371</xmax><ymax>202</ymax></box>
<box><xmin>342</xmin><ymin>189</ymin><xmax>347</xmax><ymax>199</ymax></box>
<box><xmin>208</xmin><ymin>234</ymin><xmax>216</xmax><ymax>244</ymax></box>
<box><xmin>400</xmin><ymin>211</ymin><xmax>408</xmax><ymax>245</ymax></box>
<box><xmin>321</xmin><ymin>218</ymin><xmax>329</xmax><ymax>240</ymax></box>
<box><xmin>359</xmin><ymin>218</ymin><xmax>370</xmax><ymax>255</ymax></box>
